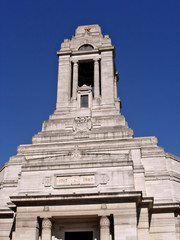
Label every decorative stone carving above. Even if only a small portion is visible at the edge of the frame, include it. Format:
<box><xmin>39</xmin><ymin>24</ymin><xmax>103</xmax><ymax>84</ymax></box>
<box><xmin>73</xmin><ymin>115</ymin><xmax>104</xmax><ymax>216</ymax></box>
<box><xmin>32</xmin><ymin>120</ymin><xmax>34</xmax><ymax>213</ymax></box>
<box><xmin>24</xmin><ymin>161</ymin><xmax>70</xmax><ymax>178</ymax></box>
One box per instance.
<box><xmin>101</xmin><ymin>204</ymin><xmax>107</xmax><ymax>209</ymax></box>
<box><xmin>43</xmin><ymin>177</ymin><xmax>51</xmax><ymax>187</ymax></box>
<box><xmin>100</xmin><ymin>216</ymin><xmax>110</xmax><ymax>228</ymax></box>
<box><xmin>43</xmin><ymin>206</ymin><xmax>49</xmax><ymax>211</ymax></box>
<box><xmin>71</xmin><ymin>145</ymin><xmax>81</xmax><ymax>159</ymax></box>
<box><xmin>42</xmin><ymin>218</ymin><xmax>52</xmax><ymax>230</ymax></box>
<box><xmin>73</xmin><ymin>116</ymin><xmax>92</xmax><ymax>132</ymax></box>
<box><xmin>100</xmin><ymin>174</ymin><xmax>110</xmax><ymax>184</ymax></box>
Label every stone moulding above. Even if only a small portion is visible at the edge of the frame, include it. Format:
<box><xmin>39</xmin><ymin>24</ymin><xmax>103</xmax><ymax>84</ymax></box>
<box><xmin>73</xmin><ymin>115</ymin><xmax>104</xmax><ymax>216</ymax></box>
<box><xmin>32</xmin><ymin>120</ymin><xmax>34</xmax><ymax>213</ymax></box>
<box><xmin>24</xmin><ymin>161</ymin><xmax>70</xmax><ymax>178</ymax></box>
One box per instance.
<box><xmin>8</xmin><ymin>192</ymin><xmax>178</xmax><ymax>215</ymax></box>
<box><xmin>9</xmin><ymin>191</ymin><xmax>144</xmax><ymax>207</ymax></box>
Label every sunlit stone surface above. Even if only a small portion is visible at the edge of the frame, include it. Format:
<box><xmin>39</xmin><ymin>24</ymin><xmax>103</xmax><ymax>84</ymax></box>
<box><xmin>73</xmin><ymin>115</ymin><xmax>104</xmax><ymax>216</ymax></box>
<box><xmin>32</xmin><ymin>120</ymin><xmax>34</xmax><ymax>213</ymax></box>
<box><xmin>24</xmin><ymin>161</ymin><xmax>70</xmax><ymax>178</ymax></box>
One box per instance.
<box><xmin>0</xmin><ymin>24</ymin><xmax>180</xmax><ymax>240</ymax></box>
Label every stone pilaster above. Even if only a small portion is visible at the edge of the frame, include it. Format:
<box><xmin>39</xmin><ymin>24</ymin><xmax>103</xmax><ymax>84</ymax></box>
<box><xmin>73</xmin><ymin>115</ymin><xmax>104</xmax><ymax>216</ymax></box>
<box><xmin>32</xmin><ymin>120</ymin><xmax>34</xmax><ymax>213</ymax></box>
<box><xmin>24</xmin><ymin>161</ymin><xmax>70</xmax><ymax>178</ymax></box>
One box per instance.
<box><xmin>0</xmin><ymin>218</ymin><xmax>14</xmax><ymax>240</ymax></box>
<box><xmin>175</xmin><ymin>214</ymin><xmax>180</xmax><ymax>240</ymax></box>
<box><xmin>42</xmin><ymin>218</ymin><xmax>52</xmax><ymax>240</ymax></box>
<box><xmin>138</xmin><ymin>208</ymin><xmax>149</xmax><ymax>240</ymax></box>
<box><xmin>113</xmin><ymin>203</ymin><xmax>137</xmax><ymax>240</ymax></box>
<box><xmin>72</xmin><ymin>60</ymin><xmax>78</xmax><ymax>100</ymax></box>
<box><xmin>114</xmin><ymin>75</ymin><xmax>117</xmax><ymax>99</ymax></box>
<box><xmin>100</xmin><ymin>216</ymin><xmax>110</xmax><ymax>240</ymax></box>
<box><xmin>131</xmin><ymin>149</ymin><xmax>146</xmax><ymax>195</ymax></box>
<box><xmin>150</xmin><ymin>213</ymin><xmax>177</xmax><ymax>240</ymax></box>
<box><xmin>100</xmin><ymin>51</ymin><xmax>114</xmax><ymax>106</ymax></box>
<box><xmin>94</xmin><ymin>59</ymin><xmax>100</xmax><ymax>99</ymax></box>
<box><xmin>56</xmin><ymin>55</ymin><xmax>71</xmax><ymax>109</ymax></box>
<box><xmin>13</xmin><ymin>216</ymin><xmax>39</xmax><ymax>240</ymax></box>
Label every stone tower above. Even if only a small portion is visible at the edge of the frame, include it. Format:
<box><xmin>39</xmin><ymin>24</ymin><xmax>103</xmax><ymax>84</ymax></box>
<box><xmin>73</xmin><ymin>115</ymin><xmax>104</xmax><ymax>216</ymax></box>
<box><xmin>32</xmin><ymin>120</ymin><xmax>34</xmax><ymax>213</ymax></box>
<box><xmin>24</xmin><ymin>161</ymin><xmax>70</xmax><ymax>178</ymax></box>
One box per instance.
<box><xmin>0</xmin><ymin>24</ymin><xmax>180</xmax><ymax>240</ymax></box>
<box><xmin>33</xmin><ymin>24</ymin><xmax>133</xmax><ymax>144</ymax></box>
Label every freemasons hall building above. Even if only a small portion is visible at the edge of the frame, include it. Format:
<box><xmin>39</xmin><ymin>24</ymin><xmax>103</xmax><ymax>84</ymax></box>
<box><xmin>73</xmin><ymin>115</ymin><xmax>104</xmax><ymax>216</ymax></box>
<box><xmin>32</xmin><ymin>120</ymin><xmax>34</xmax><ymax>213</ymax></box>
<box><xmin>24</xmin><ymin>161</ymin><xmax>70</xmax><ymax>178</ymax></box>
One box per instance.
<box><xmin>0</xmin><ymin>25</ymin><xmax>180</xmax><ymax>240</ymax></box>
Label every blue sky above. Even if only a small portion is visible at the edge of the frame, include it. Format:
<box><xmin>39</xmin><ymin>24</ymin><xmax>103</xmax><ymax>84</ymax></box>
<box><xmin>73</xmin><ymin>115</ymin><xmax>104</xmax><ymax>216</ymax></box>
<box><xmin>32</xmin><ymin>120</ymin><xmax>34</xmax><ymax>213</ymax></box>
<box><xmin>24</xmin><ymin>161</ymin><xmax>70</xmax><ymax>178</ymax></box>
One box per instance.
<box><xmin>0</xmin><ymin>0</ymin><xmax>180</xmax><ymax>166</ymax></box>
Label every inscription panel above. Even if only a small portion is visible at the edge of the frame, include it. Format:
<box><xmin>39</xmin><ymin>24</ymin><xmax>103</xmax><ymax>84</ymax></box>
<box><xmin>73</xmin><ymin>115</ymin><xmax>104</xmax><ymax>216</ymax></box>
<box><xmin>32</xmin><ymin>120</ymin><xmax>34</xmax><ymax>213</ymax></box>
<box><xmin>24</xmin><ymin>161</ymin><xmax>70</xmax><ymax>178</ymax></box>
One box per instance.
<box><xmin>55</xmin><ymin>175</ymin><xmax>95</xmax><ymax>187</ymax></box>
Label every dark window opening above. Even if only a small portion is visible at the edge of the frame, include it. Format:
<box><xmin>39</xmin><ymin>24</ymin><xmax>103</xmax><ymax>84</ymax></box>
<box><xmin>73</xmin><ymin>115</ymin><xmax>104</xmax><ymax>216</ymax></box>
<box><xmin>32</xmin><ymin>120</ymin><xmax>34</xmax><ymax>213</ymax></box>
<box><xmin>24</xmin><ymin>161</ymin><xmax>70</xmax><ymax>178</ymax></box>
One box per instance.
<box><xmin>99</xmin><ymin>60</ymin><xmax>101</xmax><ymax>96</ymax></box>
<box><xmin>79</xmin><ymin>44</ymin><xmax>94</xmax><ymax>51</ymax></box>
<box><xmin>70</xmin><ymin>62</ymin><xmax>73</xmax><ymax>98</ymax></box>
<box><xmin>65</xmin><ymin>231</ymin><xmax>93</xmax><ymax>240</ymax></box>
<box><xmin>110</xmin><ymin>215</ymin><xmax>114</xmax><ymax>240</ymax></box>
<box><xmin>78</xmin><ymin>61</ymin><xmax>94</xmax><ymax>89</ymax></box>
<box><xmin>81</xmin><ymin>95</ymin><xmax>88</xmax><ymax>108</ymax></box>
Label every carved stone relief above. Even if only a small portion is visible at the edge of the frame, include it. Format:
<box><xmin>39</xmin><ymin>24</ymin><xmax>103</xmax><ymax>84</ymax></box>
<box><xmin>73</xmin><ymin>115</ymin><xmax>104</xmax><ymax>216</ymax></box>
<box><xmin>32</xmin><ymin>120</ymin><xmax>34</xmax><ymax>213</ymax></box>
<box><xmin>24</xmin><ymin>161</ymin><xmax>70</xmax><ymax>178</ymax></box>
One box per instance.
<box><xmin>100</xmin><ymin>174</ymin><xmax>110</xmax><ymax>185</ymax></box>
<box><xmin>43</xmin><ymin>177</ymin><xmax>51</xmax><ymax>187</ymax></box>
<box><xmin>71</xmin><ymin>145</ymin><xmax>81</xmax><ymax>159</ymax></box>
<box><xmin>73</xmin><ymin>116</ymin><xmax>92</xmax><ymax>133</ymax></box>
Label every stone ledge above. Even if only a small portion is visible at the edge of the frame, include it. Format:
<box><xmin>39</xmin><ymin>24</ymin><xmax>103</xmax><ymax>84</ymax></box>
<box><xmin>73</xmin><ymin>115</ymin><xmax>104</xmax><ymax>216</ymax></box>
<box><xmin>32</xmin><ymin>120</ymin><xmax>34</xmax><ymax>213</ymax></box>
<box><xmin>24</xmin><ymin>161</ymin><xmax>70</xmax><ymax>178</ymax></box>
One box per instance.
<box><xmin>9</xmin><ymin>191</ymin><xmax>143</xmax><ymax>207</ymax></box>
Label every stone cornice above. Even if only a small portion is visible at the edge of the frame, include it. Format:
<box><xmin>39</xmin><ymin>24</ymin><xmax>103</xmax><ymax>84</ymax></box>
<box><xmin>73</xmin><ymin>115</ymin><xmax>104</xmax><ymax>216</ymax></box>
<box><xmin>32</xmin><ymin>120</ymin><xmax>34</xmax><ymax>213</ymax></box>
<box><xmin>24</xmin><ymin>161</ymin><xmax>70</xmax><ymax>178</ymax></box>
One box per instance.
<box><xmin>9</xmin><ymin>191</ymin><xmax>143</xmax><ymax>207</ymax></box>
<box><xmin>8</xmin><ymin>192</ymin><xmax>180</xmax><ymax>214</ymax></box>
<box><xmin>166</xmin><ymin>152</ymin><xmax>180</xmax><ymax>162</ymax></box>
<box><xmin>17</xmin><ymin>136</ymin><xmax>158</xmax><ymax>155</ymax></box>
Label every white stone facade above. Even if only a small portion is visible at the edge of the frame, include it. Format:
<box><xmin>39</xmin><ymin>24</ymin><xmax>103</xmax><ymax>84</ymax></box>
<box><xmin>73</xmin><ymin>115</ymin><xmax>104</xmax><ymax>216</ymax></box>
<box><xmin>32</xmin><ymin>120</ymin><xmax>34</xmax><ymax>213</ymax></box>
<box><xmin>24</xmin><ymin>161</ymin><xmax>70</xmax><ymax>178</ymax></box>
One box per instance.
<box><xmin>0</xmin><ymin>24</ymin><xmax>180</xmax><ymax>240</ymax></box>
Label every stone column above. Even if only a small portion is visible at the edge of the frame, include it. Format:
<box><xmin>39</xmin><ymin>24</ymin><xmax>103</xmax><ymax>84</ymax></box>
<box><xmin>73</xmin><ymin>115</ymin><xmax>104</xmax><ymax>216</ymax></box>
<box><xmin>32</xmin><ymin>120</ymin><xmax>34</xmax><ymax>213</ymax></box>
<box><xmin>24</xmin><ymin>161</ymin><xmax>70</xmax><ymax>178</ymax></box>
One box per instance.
<box><xmin>72</xmin><ymin>60</ymin><xmax>78</xmax><ymax>100</ymax></box>
<box><xmin>42</xmin><ymin>218</ymin><xmax>52</xmax><ymax>240</ymax></box>
<box><xmin>94</xmin><ymin>58</ymin><xmax>100</xmax><ymax>99</ymax></box>
<box><xmin>100</xmin><ymin>216</ymin><xmax>110</xmax><ymax>240</ymax></box>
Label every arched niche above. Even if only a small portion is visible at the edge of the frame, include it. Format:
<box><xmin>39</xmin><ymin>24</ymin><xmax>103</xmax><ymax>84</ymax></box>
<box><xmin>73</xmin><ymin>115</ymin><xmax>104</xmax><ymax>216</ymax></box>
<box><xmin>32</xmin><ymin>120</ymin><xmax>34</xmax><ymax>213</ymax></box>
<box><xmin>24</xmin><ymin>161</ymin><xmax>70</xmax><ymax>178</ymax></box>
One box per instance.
<box><xmin>78</xmin><ymin>44</ymin><xmax>94</xmax><ymax>51</ymax></box>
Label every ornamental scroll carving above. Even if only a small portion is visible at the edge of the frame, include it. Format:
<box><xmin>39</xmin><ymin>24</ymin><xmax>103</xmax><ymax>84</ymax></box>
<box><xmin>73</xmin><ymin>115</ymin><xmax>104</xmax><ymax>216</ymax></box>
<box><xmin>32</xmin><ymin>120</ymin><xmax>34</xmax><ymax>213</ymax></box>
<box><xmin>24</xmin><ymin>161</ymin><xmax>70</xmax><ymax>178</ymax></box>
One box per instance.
<box><xmin>73</xmin><ymin>116</ymin><xmax>92</xmax><ymax>133</ymax></box>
